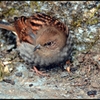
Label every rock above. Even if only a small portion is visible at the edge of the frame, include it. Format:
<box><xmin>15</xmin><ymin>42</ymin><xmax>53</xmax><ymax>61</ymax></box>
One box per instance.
<box><xmin>91</xmin><ymin>82</ymin><xmax>100</xmax><ymax>88</ymax></box>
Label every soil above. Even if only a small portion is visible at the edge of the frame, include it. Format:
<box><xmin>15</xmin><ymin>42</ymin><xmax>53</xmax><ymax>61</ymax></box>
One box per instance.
<box><xmin>0</xmin><ymin>1</ymin><xmax>100</xmax><ymax>99</ymax></box>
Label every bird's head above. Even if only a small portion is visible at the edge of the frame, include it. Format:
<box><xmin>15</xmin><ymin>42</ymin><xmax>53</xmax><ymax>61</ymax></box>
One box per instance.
<box><xmin>33</xmin><ymin>26</ymin><xmax>68</xmax><ymax>58</ymax></box>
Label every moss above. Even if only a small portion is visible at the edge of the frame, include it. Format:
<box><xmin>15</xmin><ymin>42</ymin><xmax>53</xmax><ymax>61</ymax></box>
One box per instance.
<box><xmin>71</xmin><ymin>4</ymin><xmax>100</xmax><ymax>28</ymax></box>
<box><xmin>2</xmin><ymin>8</ymin><xmax>16</xmax><ymax>17</ymax></box>
<box><xmin>1</xmin><ymin>3</ymin><xmax>30</xmax><ymax>18</ymax></box>
<box><xmin>18</xmin><ymin>3</ymin><xmax>29</xmax><ymax>10</ymax></box>
<box><xmin>0</xmin><ymin>62</ymin><xmax>4</xmax><ymax>81</ymax></box>
<box><xmin>30</xmin><ymin>1</ymin><xmax>41</xmax><ymax>12</ymax></box>
<box><xmin>87</xmin><ymin>18</ymin><xmax>98</xmax><ymax>25</ymax></box>
<box><xmin>75</xmin><ymin>32</ymin><xmax>100</xmax><ymax>53</ymax></box>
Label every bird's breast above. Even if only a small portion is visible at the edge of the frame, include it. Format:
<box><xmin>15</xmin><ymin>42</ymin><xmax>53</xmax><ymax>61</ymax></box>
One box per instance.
<box><xmin>34</xmin><ymin>48</ymin><xmax>60</xmax><ymax>58</ymax></box>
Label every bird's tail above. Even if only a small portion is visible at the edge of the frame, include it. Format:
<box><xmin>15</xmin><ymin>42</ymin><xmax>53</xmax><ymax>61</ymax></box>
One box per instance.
<box><xmin>0</xmin><ymin>21</ymin><xmax>16</xmax><ymax>32</ymax></box>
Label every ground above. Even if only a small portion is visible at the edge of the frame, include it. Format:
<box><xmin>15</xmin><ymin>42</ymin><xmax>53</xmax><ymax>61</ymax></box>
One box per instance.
<box><xmin>0</xmin><ymin>1</ymin><xmax>100</xmax><ymax>99</ymax></box>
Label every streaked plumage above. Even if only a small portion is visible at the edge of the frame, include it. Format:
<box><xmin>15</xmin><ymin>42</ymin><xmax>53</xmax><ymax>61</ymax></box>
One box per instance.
<box><xmin>0</xmin><ymin>12</ymin><xmax>73</xmax><ymax>75</ymax></box>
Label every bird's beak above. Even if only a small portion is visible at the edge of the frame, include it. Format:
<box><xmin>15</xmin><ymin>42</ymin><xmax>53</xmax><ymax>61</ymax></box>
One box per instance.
<box><xmin>33</xmin><ymin>44</ymin><xmax>41</xmax><ymax>52</ymax></box>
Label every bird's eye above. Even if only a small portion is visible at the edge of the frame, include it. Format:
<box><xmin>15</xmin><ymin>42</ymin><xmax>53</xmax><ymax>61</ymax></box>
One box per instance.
<box><xmin>44</xmin><ymin>41</ymin><xmax>53</xmax><ymax>47</ymax></box>
<box><xmin>47</xmin><ymin>42</ymin><xmax>52</xmax><ymax>45</ymax></box>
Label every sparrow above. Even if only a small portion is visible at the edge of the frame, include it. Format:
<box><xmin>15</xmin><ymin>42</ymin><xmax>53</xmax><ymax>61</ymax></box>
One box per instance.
<box><xmin>0</xmin><ymin>12</ymin><xmax>73</xmax><ymax>76</ymax></box>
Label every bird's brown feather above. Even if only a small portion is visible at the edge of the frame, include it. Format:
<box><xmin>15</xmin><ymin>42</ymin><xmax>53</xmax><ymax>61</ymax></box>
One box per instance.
<box><xmin>0</xmin><ymin>12</ymin><xmax>73</xmax><ymax>71</ymax></box>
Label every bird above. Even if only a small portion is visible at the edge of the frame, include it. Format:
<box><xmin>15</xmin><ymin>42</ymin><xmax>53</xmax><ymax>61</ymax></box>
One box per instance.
<box><xmin>0</xmin><ymin>12</ymin><xmax>73</xmax><ymax>76</ymax></box>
